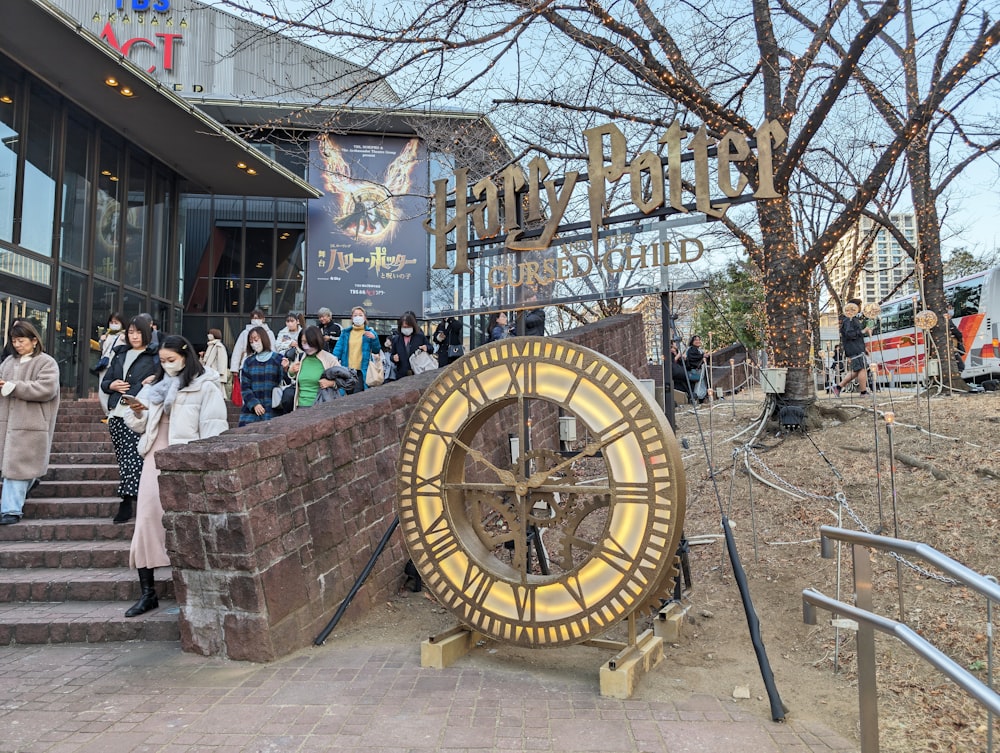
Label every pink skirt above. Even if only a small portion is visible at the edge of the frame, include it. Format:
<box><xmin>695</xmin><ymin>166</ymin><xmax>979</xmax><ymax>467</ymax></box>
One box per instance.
<box><xmin>129</xmin><ymin>416</ymin><xmax>171</xmax><ymax>570</ymax></box>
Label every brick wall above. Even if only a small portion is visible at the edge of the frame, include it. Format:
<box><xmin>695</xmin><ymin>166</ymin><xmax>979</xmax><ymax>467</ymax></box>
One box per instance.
<box><xmin>156</xmin><ymin>314</ymin><xmax>649</xmax><ymax>661</ymax></box>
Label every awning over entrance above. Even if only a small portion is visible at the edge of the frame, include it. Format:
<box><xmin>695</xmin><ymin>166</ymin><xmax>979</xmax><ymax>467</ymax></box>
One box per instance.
<box><xmin>3</xmin><ymin>0</ymin><xmax>322</xmax><ymax>200</ymax></box>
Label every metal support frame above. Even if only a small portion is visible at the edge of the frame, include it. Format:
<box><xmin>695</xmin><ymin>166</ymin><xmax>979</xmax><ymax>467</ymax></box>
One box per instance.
<box><xmin>802</xmin><ymin>525</ymin><xmax>1000</xmax><ymax>753</ymax></box>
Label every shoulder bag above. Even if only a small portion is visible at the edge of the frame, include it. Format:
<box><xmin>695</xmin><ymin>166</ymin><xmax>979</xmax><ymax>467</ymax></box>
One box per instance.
<box><xmin>366</xmin><ymin>352</ymin><xmax>385</xmax><ymax>387</ymax></box>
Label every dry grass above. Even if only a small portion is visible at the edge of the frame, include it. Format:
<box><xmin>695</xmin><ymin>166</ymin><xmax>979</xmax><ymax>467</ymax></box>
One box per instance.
<box><xmin>675</xmin><ymin>386</ymin><xmax>1000</xmax><ymax>752</ymax></box>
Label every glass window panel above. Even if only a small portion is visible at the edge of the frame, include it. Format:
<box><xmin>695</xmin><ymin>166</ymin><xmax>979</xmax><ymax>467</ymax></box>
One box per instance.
<box><xmin>124</xmin><ymin>156</ymin><xmax>148</xmax><ymax>288</ymax></box>
<box><xmin>180</xmin><ymin>193</ymin><xmax>212</xmax><ymax>314</ymax></box>
<box><xmin>20</xmin><ymin>87</ymin><xmax>58</xmax><ymax>256</ymax></box>
<box><xmin>0</xmin><ymin>69</ymin><xmax>18</xmax><ymax>244</ymax></box>
<box><xmin>90</xmin><ymin>280</ymin><xmax>119</xmax><ymax>386</ymax></box>
<box><xmin>55</xmin><ymin>268</ymin><xmax>86</xmax><ymax>390</ymax></box>
<box><xmin>153</xmin><ymin>300</ymin><xmax>172</xmax><ymax>337</ymax></box>
<box><xmin>60</xmin><ymin>115</ymin><xmax>91</xmax><ymax>268</ymax></box>
<box><xmin>150</xmin><ymin>171</ymin><xmax>172</xmax><ymax>299</ymax></box>
<box><xmin>95</xmin><ymin>136</ymin><xmax>123</xmax><ymax>280</ymax></box>
<box><xmin>213</xmin><ymin>197</ymin><xmax>245</xmax><ymax>314</ymax></box>
<box><xmin>274</xmin><ymin>199</ymin><xmax>306</xmax><ymax>314</ymax></box>
<box><xmin>0</xmin><ymin>247</ymin><xmax>50</xmax><ymax>285</ymax></box>
<box><xmin>122</xmin><ymin>289</ymin><xmax>146</xmax><ymax>322</ymax></box>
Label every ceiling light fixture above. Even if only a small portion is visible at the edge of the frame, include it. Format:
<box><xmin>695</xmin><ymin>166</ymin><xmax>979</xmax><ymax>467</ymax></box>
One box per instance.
<box><xmin>105</xmin><ymin>77</ymin><xmax>118</xmax><ymax>87</ymax></box>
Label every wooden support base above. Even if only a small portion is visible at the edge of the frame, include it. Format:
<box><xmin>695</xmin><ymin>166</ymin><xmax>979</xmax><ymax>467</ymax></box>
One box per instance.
<box><xmin>420</xmin><ymin>626</ymin><xmax>480</xmax><ymax>669</ymax></box>
<box><xmin>653</xmin><ymin>601</ymin><xmax>690</xmax><ymax>643</ymax></box>
<box><xmin>598</xmin><ymin>629</ymin><xmax>663</xmax><ymax>699</ymax></box>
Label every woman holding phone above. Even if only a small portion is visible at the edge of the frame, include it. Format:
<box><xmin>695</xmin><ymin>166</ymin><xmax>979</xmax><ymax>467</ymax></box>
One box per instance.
<box><xmin>121</xmin><ymin>335</ymin><xmax>227</xmax><ymax>618</ymax></box>
<box><xmin>101</xmin><ymin>316</ymin><xmax>159</xmax><ymax>524</ymax></box>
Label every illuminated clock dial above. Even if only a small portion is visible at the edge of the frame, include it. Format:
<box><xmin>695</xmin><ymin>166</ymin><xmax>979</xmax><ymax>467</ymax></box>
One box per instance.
<box><xmin>397</xmin><ymin>337</ymin><xmax>685</xmax><ymax>648</ymax></box>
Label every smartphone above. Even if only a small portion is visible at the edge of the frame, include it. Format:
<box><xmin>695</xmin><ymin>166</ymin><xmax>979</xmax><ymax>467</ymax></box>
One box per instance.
<box><xmin>120</xmin><ymin>394</ymin><xmax>141</xmax><ymax>407</ymax></box>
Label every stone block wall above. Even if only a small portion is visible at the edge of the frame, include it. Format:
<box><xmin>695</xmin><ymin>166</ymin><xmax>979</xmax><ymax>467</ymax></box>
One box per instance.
<box><xmin>156</xmin><ymin>314</ymin><xmax>649</xmax><ymax>662</ymax></box>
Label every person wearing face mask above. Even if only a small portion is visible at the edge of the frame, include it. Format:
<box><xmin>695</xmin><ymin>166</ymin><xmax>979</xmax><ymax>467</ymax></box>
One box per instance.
<box><xmin>101</xmin><ymin>316</ymin><xmax>160</xmax><ymax>524</ymax></box>
<box><xmin>199</xmin><ymin>328</ymin><xmax>230</xmax><ymax>399</ymax></box>
<box><xmin>121</xmin><ymin>335</ymin><xmax>227</xmax><ymax>618</ymax></box>
<box><xmin>237</xmin><ymin>327</ymin><xmax>286</xmax><ymax>426</ymax></box>
<box><xmin>287</xmin><ymin>326</ymin><xmax>340</xmax><ymax>408</ymax></box>
<box><xmin>229</xmin><ymin>309</ymin><xmax>275</xmax><ymax>377</ymax></box>
<box><xmin>389</xmin><ymin>311</ymin><xmax>430</xmax><ymax>379</ymax></box>
<box><xmin>273</xmin><ymin>312</ymin><xmax>304</xmax><ymax>356</ymax></box>
<box><xmin>332</xmin><ymin>306</ymin><xmax>380</xmax><ymax>393</ymax></box>
<box><xmin>95</xmin><ymin>313</ymin><xmax>126</xmax><ymax>415</ymax></box>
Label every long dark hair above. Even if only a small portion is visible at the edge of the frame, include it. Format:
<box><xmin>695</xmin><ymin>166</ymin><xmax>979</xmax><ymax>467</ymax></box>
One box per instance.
<box><xmin>157</xmin><ymin>335</ymin><xmax>205</xmax><ymax>389</ymax></box>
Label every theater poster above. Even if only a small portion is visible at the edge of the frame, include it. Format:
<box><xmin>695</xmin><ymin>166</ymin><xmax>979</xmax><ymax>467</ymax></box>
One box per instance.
<box><xmin>307</xmin><ymin>134</ymin><xmax>428</xmax><ymax>318</ymax></box>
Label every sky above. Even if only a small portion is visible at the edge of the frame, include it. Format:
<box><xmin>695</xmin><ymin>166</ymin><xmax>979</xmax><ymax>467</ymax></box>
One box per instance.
<box><xmin>219</xmin><ymin>0</ymin><xmax>1000</xmax><ymax>263</ymax></box>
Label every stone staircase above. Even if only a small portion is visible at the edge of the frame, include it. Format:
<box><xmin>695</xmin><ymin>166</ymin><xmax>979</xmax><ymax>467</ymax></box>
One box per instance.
<box><xmin>0</xmin><ymin>399</ymin><xmax>180</xmax><ymax>644</ymax></box>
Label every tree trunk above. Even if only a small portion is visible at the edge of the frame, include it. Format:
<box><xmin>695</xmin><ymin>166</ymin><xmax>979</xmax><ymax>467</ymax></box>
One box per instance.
<box><xmin>908</xmin><ymin>136</ymin><xmax>950</xmax><ymax>376</ymax></box>
<box><xmin>758</xmin><ymin>197</ymin><xmax>814</xmax><ymax>404</ymax></box>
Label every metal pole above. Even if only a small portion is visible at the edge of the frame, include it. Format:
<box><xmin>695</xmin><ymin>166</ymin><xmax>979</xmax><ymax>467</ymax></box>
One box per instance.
<box><xmin>853</xmin><ymin>542</ymin><xmax>880</xmax><ymax>753</ymax></box>
<box><xmin>729</xmin><ymin>359</ymin><xmax>736</xmax><ymax>419</ymax></box>
<box><xmin>662</xmin><ymin>292</ymin><xmax>676</xmax><ymax>431</ymax></box>
<box><xmin>885</xmin><ymin>413</ymin><xmax>905</xmax><ymax>622</ymax></box>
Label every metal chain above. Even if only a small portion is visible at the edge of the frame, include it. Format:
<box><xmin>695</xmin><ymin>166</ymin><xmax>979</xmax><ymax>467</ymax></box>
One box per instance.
<box><xmin>834</xmin><ymin>493</ymin><xmax>959</xmax><ymax>586</ymax></box>
<box><xmin>742</xmin><ymin>446</ymin><xmax>839</xmax><ymax>501</ymax></box>
<box><xmin>740</xmin><ymin>447</ymin><xmax>959</xmax><ymax>586</ymax></box>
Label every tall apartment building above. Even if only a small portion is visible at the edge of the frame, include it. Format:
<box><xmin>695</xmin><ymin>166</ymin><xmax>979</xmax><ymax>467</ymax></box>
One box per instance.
<box><xmin>829</xmin><ymin>213</ymin><xmax>917</xmax><ymax>305</ymax></box>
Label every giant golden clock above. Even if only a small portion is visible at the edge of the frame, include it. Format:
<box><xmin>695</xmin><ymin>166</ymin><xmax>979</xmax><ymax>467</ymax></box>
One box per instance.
<box><xmin>397</xmin><ymin>337</ymin><xmax>685</xmax><ymax>648</ymax></box>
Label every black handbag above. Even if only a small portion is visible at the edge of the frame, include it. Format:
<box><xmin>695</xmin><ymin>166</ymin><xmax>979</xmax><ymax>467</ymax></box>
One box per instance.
<box><xmin>447</xmin><ymin>344</ymin><xmax>465</xmax><ymax>359</ymax></box>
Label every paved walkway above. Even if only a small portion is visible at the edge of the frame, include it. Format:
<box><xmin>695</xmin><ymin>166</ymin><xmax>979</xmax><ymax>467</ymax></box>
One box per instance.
<box><xmin>0</xmin><ymin>636</ymin><xmax>858</xmax><ymax>753</ymax></box>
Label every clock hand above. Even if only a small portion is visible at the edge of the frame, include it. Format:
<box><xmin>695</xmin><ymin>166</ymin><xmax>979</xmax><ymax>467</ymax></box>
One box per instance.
<box><xmin>523</xmin><ymin>427</ymin><xmax>632</xmax><ymax>490</ymax></box>
<box><xmin>452</xmin><ymin>437</ymin><xmax>518</xmax><ymax>486</ymax></box>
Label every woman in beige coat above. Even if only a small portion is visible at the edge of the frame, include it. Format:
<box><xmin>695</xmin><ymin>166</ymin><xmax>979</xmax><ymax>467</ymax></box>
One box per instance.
<box><xmin>199</xmin><ymin>328</ymin><xmax>229</xmax><ymax>398</ymax></box>
<box><xmin>0</xmin><ymin>321</ymin><xmax>60</xmax><ymax>524</ymax></box>
<box><xmin>122</xmin><ymin>335</ymin><xmax>227</xmax><ymax>617</ymax></box>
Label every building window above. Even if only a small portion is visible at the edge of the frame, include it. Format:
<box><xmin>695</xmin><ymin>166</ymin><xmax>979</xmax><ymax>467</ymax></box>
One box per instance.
<box><xmin>20</xmin><ymin>86</ymin><xmax>59</xmax><ymax>257</ymax></box>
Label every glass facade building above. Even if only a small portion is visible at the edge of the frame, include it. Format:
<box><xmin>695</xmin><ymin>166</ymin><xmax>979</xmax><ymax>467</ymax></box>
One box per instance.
<box><xmin>4</xmin><ymin>0</ymin><xmax>499</xmax><ymax>395</ymax></box>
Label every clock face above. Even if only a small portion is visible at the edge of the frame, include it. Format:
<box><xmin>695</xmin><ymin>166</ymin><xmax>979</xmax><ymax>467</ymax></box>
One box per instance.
<box><xmin>397</xmin><ymin>337</ymin><xmax>685</xmax><ymax>648</ymax></box>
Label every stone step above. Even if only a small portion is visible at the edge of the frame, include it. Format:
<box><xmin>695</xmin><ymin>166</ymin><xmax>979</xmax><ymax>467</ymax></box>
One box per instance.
<box><xmin>30</xmin><ymin>479</ymin><xmax>118</xmax><ymax>498</ymax></box>
<box><xmin>48</xmin><ymin>452</ymin><xmax>116</xmax><ymax>465</ymax></box>
<box><xmin>0</xmin><ymin>600</ymin><xmax>179</xmax><ymax>644</ymax></box>
<box><xmin>22</xmin><ymin>497</ymin><xmax>122</xmax><ymax>520</ymax></box>
<box><xmin>0</xmin><ymin>540</ymin><xmax>131</xmax><ymax>569</ymax></box>
<box><xmin>0</xmin><ymin>567</ymin><xmax>175</xmax><ymax>602</ymax></box>
<box><xmin>0</xmin><ymin>516</ymin><xmax>133</xmax><ymax>541</ymax></box>
<box><xmin>42</xmin><ymin>464</ymin><xmax>120</xmax><ymax>482</ymax></box>
<box><xmin>50</xmin><ymin>430</ymin><xmax>112</xmax><ymax>444</ymax></box>
<box><xmin>50</xmin><ymin>440</ymin><xmax>114</xmax><ymax>454</ymax></box>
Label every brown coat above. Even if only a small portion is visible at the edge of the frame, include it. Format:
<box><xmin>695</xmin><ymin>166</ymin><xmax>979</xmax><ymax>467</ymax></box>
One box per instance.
<box><xmin>0</xmin><ymin>352</ymin><xmax>60</xmax><ymax>480</ymax></box>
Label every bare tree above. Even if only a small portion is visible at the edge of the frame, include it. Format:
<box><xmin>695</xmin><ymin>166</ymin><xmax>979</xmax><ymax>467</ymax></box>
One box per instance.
<box><xmin>215</xmin><ymin>0</ymin><xmax>1000</xmax><ymax>402</ymax></box>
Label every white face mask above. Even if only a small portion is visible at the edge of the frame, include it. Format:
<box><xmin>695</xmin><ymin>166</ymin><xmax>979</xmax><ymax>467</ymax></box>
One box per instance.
<box><xmin>401</xmin><ymin>327</ymin><xmax>413</xmax><ymax>336</ymax></box>
<box><xmin>161</xmin><ymin>360</ymin><xmax>184</xmax><ymax>376</ymax></box>
<box><xmin>352</xmin><ymin>315</ymin><xmax>365</xmax><ymax>327</ymax></box>
<box><xmin>108</xmin><ymin>323</ymin><xmax>122</xmax><ymax>332</ymax></box>
<box><xmin>303</xmin><ymin>345</ymin><xmax>317</xmax><ymax>355</ymax></box>
<box><xmin>251</xmin><ymin>318</ymin><xmax>263</xmax><ymax>326</ymax></box>
<box><xmin>250</xmin><ymin>341</ymin><xmax>263</xmax><ymax>353</ymax></box>
<box><xmin>207</xmin><ymin>334</ymin><xmax>215</xmax><ymax>341</ymax></box>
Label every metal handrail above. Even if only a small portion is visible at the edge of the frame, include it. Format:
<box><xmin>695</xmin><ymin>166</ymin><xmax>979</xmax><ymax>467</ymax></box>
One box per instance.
<box><xmin>803</xmin><ymin>526</ymin><xmax>1000</xmax><ymax>753</ymax></box>
<box><xmin>803</xmin><ymin>589</ymin><xmax>1000</xmax><ymax>716</ymax></box>
<box><xmin>818</xmin><ymin>525</ymin><xmax>1000</xmax><ymax>605</ymax></box>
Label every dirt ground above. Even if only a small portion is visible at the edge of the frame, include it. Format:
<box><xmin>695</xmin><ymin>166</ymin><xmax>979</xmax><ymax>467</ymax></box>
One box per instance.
<box><xmin>331</xmin><ymin>385</ymin><xmax>1000</xmax><ymax>753</ymax></box>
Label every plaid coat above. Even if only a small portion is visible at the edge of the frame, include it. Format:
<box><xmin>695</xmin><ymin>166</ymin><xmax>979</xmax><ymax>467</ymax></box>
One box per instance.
<box><xmin>238</xmin><ymin>352</ymin><xmax>285</xmax><ymax>425</ymax></box>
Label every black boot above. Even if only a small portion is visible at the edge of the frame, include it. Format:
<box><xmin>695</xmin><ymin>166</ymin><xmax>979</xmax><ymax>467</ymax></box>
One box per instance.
<box><xmin>113</xmin><ymin>496</ymin><xmax>135</xmax><ymax>524</ymax></box>
<box><xmin>125</xmin><ymin>567</ymin><xmax>159</xmax><ymax>617</ymax></box>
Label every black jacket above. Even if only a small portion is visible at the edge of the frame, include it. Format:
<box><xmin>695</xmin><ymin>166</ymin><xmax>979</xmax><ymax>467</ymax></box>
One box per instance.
<box><xmin>840</xmin><ymin>315</ymin><xmax>867</xmax><ymax>358</ymax></box>
<box><xmin>433</xmin><ymin>318</ymin><xmax>463</xmax><ymax>366</ymax></box>
<box><xmin>100</xmin><ymin>342</ymin><xmax>160</xmax><ymax>410</ymax></box>
<box><xmin>518</xmin><ymin>308</ymin><xmax>546</xmax><ymax>337</ymax></box>
<box><xmin>390</xmin><ymin>330</ymin><xmax>431</xmax><ymax>378</ymax></box>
